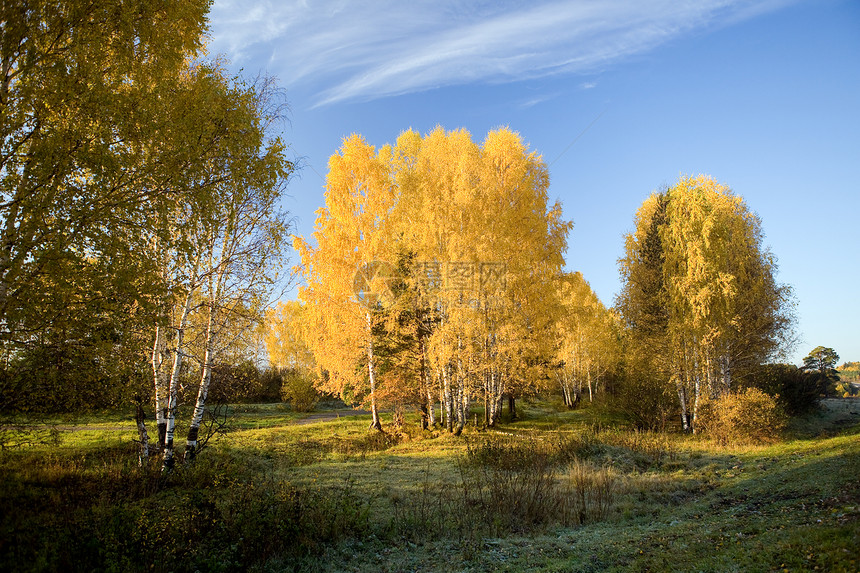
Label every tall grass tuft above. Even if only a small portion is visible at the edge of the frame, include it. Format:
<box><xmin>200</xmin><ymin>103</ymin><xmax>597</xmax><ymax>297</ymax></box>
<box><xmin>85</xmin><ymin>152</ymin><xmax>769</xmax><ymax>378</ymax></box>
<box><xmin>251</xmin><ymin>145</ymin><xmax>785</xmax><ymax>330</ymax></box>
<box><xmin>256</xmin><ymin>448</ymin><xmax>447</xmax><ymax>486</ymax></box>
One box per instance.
<box><xmin>564</xmin><ymin>459</ymin><xmax>618</xmax><ymax>525</ymax></box>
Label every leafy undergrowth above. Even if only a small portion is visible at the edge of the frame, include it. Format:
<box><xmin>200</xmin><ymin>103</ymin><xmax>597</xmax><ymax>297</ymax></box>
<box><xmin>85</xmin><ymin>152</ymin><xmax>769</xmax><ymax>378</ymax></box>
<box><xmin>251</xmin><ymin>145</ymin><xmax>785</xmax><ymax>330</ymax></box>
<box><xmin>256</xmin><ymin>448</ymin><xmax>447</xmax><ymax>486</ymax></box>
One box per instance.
<box><xmin>1</xmin><ymin>399</ymin><xmax>858</xmax><ymax>572</ymax></box>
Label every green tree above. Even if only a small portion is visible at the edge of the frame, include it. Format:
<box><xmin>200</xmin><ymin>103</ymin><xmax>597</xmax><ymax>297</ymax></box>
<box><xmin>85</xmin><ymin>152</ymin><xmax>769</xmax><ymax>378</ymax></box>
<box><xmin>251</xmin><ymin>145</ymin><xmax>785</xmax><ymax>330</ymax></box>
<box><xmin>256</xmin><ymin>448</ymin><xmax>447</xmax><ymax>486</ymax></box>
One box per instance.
<box><xmin>1</xmin><ymin>0</ymin><xmax>215</xmax><ymax>418</ymax></box>
<box><xmin>137</xmin><ymin>67</ymin><xmax>293</xmax><ymax>469</ymax></box>
<box><xmin>750</xmin><ymin>363</ymin><xmax>827</xmax><ymax>415</ymax></box>
<box><xmin>0</xmin><ymin>0</ymin><xmax>209</xmax><ymax>347</ymax></box>
<box><xmin>615</xmin><ymin>191</ymin><xmax>679</xmax><ymax>428</ymax></box>
<box><xmin>801</xmin><ymin>346</ymin><xmax>840</xmax><ymax>397</ymax></box>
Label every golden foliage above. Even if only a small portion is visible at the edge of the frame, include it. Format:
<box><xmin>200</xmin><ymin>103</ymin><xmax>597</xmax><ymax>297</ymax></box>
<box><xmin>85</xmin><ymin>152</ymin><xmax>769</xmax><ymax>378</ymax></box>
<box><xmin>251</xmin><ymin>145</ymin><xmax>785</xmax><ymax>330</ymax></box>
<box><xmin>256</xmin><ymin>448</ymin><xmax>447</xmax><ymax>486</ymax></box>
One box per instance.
<box><xmin>697</xmin><ymin>387</ymin><xmax>787</xmax><ymax>445</ymax></box>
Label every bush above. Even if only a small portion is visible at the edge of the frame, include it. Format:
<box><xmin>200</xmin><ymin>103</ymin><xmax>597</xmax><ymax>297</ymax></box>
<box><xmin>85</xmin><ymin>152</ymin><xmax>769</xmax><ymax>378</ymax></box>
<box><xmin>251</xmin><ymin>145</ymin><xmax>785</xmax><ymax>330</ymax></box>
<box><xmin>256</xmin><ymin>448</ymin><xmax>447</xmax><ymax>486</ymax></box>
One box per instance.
<box><xmin>835</xmin><ymin>381</ymin><xmax>858</xmax><ymax>398</ymax></box>
<box><xmin>697</xmin><ymin>387</ymin><xmax>787</xmax><ymax>445</ymax></box>
<box><xmin>566</xmin><ymin>459</ymin><xmax>618</xmax><ymax>525</ymax></box>
<box><xmin>612</xmin><ymin>367</ymin><xmax>678</xmax><ymax>431</ymax></box>
<box><xmin>750</xmin><ymin>363</ymin><xmax>828</xmax><ymax>415</ymax></box>
<box><xmin>209</xmin><ymin>360</ymin><xmax>270</xmax><ymax>403</ymax></box>
<box><xmin>280</xmin><ymin>369</ymin><xmax>319</xmax><ymax>412</ymax></box>
<box><xmin>454</xmin><ymin>436</ymin><xmax>618</xmax><ymax>535</ymax></box>
<box><xmin>0</xmin><ymin>452</ymin><xmax>372</xmax><ymax>572</ymax></box>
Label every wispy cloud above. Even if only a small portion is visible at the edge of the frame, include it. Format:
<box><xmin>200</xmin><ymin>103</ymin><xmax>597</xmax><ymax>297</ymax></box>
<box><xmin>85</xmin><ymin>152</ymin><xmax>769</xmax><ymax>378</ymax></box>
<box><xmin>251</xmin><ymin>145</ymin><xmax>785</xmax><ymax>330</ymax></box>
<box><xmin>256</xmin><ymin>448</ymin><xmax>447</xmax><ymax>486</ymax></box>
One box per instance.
<box><xmin>208</xmin><ymin>0</ymin><xmax>795</xmax><ymax>107</ymax></box>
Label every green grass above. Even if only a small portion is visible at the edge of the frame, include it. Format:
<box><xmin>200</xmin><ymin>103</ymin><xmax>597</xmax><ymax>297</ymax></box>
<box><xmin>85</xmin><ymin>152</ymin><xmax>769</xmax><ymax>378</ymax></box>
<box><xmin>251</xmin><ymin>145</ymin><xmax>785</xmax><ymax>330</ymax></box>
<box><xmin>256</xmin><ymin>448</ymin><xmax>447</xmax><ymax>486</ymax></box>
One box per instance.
<box><xmin>1</xmin><ymin>398</ymin><xmax>858</xmax><ymax>572</ymax></box>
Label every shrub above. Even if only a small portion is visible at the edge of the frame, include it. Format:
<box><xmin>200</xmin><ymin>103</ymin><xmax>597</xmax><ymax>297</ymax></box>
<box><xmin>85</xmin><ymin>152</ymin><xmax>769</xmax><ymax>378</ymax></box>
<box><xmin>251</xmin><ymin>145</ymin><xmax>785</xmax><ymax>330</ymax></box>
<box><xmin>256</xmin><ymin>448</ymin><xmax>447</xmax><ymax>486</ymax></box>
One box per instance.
<box><xmin>454</xmin><ymin>436</ymin><xmax>619</xmax><ymax>534</ymax></box>
<box><xmin>697</xmin><ymin>387</ymin><xmax>787</xmax><ymax>445</ymax></box>
<box><xmin>209</xmin><ymin>360</ymin><xmax>268</xmax><ymax>403</ymax></box>
<box><xmin>749</xmin><ymin>363</ymin><xmax>828</xmax><ymax>415</ymax></box>
<box><xmin>458</xmin><ymin>437</ymin><xmax>560</xmax><ymax>533</ymax></box>
<box><xmin>280</xmin><ymin>369</ymin><xmax>319</xmax><ymax>412</ymax></box>
<box><xmin>835</xmin><ymin>381</ymin><xmax>858</xmax><ymax>398</ymax></box>
<box><xmin>565</xmin><ymin>459</ymin><xmax>618</xmax><ymax>525</ymax></box>
<box><xmin>612</xmin><ymin>355</ymin><xmax>678</xmax><ymax>431</ymax></box>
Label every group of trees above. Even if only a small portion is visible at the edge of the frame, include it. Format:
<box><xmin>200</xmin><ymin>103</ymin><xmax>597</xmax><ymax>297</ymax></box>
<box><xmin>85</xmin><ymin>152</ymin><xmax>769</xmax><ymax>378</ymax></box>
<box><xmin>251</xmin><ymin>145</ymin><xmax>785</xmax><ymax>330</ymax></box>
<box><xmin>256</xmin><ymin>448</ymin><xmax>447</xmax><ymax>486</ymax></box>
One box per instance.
<box><xmin>614</xmin><ymin>176</ymin><xmax>794</xmax><ymax>431</ymax></box>
<box><xmin>275</xmin><ymin>127</ymin><xmax>610</xmax><ymax>432</ymax></box>
<box><xmin>270</xmin><ymin>128</ymin><xmax>621</xmax><ymax>433</ymax></box>
<box><xmin>271</xmin><ymin>166</ymin><xmax>814</xmax><ymax>436</ymax></box>
<box><xmin>1</xmin><ymin>1</ymin><xmax>293</xmax><ymax>466</ymax></box>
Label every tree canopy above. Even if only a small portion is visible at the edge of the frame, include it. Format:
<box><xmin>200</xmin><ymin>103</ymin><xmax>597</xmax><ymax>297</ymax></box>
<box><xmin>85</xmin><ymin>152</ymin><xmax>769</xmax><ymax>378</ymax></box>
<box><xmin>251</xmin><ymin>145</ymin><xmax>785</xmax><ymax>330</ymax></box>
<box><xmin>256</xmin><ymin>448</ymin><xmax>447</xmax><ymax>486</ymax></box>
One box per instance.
<box><xmin>290</xmin><ymin>127</ymin><xmax>571</xmax><ymax>431</ymax></box>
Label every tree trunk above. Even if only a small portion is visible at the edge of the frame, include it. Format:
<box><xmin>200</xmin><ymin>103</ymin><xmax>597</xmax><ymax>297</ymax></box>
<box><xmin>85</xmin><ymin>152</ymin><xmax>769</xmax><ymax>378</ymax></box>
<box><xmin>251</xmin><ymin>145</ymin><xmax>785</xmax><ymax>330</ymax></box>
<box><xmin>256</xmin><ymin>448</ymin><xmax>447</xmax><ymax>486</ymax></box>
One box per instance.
<box><xmin>151</xmin><ymin>325</ymin><xmax>168</xmax><ymax>451</ymax></box>
<box><xmin>586</xmin><ymin>365</ymin><xmax>594</xmax><ymax>402</ymax></box>
<box><xmin>487</xmin><ymin>372</ymin><xmax>497</xmax><ymax>426</ymax></box>
<box><xmin>677</xmin><ymin>380</ymin><xmax>690</xmax><ymax>432</ymax></box>
<box><xmin>453</xmin><ymin>350</ymin><xmax>466</xmax><ymax>435</ymax></box>
<box><xmin>720</xmin><ymin>353</ymin><xmax>732</xmax><ymax>394</ymax></box>
<box><xmin>442</xmin><ymin>365</ymin><xmax>453</xmax><ymax>433</ymax></box>
<box><xmin>185</xmin><ymin>305</ymin><xmax>215</xmax><ymax>463</ymax></box>
<box><xmin>418</xmin><ymin>324</ymin><xmax>431</xmax><ymax>429</ymax></box>
<box><xmin>691</xmin><ymin>371</ymin><xmax>701</xmax><ymax>434</ymax></box>
<box><xmin>491</xmin><ymin>372</ymin><xmax>504</xmax><ymax>426</ymax></box>
<box><xmin>135</xmin><ymin>401</ymin><xmax>150</xmax><ymax>467</ymax></box>
<box><xmin>427</xmin><ymin>384</ymin><xmax>436</xmax><ymax>427</ymax></box>
<box><xmin>366</xmin><ymin>311</ymin><xmax>382</xmax><ymax>431</ymax></box>
<box><xmin>484</xmin><ymin>372</ymin><xmax>490</xmax><ymax>427</ymax></box>
<box><xmin>561</xmin><ymin>377</ymin><xmax>571</xmax><ymax>408</ymax></box>
<box><xmin>162</xmin><ymin>287</ymin><xmax>195</xmax><ymax>471</ymax></box>
<box><xmin>508</xmin><ymin>394</ymin><xmax>517</xmax><ymax>420</ymax></box>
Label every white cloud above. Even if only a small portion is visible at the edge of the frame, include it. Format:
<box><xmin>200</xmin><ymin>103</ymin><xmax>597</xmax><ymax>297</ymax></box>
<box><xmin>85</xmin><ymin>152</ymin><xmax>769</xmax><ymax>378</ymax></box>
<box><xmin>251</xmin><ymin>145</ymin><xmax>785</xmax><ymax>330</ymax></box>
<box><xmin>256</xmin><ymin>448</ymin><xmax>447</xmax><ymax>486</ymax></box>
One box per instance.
<box><xmin>208</xmin><ymin>0</ymin><xmax>796</xmax><ymax>107</ymax></box>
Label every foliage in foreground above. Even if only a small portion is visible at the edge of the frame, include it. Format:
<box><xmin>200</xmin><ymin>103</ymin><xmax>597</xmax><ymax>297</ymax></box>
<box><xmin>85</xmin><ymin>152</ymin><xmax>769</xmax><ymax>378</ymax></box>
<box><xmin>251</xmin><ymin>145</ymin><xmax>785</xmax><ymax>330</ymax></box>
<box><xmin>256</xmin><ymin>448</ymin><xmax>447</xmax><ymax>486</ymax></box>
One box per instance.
<box><xmin>1</xmin><ymin>399</ymin><xmax>858</xmax><ymax>572</ymax></box>
<box><xmin>0</xmin><ymin>449</ymin><xmax>370</xmax><ymax>572</ymax></box>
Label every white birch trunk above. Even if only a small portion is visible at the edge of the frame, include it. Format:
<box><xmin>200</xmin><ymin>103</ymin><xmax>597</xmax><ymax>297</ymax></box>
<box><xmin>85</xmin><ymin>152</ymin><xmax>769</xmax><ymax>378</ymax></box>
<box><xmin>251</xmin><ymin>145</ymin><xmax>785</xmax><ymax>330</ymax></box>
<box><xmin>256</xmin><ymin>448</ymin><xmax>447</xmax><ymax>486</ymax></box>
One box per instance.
<box><xmin>692</xmin><ymin>371</ymin><xmax>702</xmax><ymax>434</ymax></box>
<box><xmin>587</xmin><ymin>366</ymin><xmax>593</xmax><ymax>402</ymax></box>
<box><xmin>185</xmin><ymin>304</ymin><xmax>215</xmax><ymax>462</ymax></box>
<box><xmin>677</xmin><ymin>379</ymin><xmax>690</xmax><ymax>432</ymax></box>
<box><xmin>720</xmin><ymin>353</ymin><xmax>732</xmax><ymax>394</ymax></box>
<box><xmin>454</xmin><ymin>346</ymin><xmax>465</xmax><ymax>435</ymax></box>
<box><xmin>492</xmin><ymin>369</ymin><xmax>505</xmax><ymax>425</ymax></box>
<box><xmin>442</xmin><ymin>364</ymin><xmax>453</xmax><ymax>433</ymax></box>
<box><xmin>151</xmin><ymin>325</ymin><xmax>168</xmax><ymax>451</ymax></box>
<box><xmin>162</xmin><ymin>286</ymin><xmax>195</xmax><ymax>471</ymax></box>
<box><xmin>366</xmin><ymin>311</ymin><xmax>382</xmax><ymax>430</ymax></box>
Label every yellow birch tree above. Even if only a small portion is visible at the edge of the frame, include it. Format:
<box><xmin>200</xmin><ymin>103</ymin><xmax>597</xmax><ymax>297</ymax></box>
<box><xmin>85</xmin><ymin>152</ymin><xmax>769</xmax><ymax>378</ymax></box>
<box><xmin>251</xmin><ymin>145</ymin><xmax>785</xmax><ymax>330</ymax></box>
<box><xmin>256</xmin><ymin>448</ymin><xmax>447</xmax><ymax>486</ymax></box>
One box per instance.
<box><xmin>295</xmin><ymin>135</ymin><xmax>397</xmax><ymax>430</ymax></box>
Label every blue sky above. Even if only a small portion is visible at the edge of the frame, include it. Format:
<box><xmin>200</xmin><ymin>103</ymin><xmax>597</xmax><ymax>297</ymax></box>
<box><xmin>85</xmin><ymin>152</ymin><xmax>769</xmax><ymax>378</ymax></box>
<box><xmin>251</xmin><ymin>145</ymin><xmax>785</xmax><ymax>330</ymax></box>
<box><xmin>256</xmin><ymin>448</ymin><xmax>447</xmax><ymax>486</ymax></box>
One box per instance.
<box><xmin>207</xmin><ymin>0</ymin><xmax>859</xmax><ymax>366</ymax></box>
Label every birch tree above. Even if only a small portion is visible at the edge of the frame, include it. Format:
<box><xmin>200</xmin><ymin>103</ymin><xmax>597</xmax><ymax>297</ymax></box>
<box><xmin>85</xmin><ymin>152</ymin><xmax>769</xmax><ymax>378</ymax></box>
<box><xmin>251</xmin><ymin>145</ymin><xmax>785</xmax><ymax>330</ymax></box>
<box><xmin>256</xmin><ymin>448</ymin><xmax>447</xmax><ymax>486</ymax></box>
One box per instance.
<box><xmin>556</xmin><ymin>272</ymin><xmax>620</xmax><ymax>407</ymax></box>
<box><xmin>295</xmin><ymin>135</ymin><xmax>397</xmax><ymax>431</ymax></box>
<box><xmin>392</xmin><ymin>127</ymin><xmax>570</xmax><ymax>430</ymax></box>
<box><xmin>294</xmin><ymin>127</ymin><xmax>570</xmax><ymax>433</ymax></box>
<box><xmin>138</xmin><ymin>66</ymin><xmax>292</xmax><ymax>468</ymax></box>
<box><xmin>265</xmin><ymin>300</ymin><xmax>318</xmax><ymax>374</ymax></box>
<box><xmin>617</xmin><ymin>176</ymin><xmax>793</xmax><ymax>432</ymax></box>
<box><xmin>183</xmin><ymin>135</ymin><xmax>289</xmax><ymax>464</ymax></box>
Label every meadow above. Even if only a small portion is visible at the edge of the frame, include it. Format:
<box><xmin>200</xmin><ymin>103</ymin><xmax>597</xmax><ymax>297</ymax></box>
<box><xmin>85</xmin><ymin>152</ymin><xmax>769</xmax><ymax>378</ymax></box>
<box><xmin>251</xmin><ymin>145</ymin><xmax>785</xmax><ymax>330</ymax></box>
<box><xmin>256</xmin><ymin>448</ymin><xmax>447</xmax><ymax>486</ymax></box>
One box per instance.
<box><xmin>1</xmin><ymin>398</ymin><xmax>858</xmax><ymax>572</ymax></box>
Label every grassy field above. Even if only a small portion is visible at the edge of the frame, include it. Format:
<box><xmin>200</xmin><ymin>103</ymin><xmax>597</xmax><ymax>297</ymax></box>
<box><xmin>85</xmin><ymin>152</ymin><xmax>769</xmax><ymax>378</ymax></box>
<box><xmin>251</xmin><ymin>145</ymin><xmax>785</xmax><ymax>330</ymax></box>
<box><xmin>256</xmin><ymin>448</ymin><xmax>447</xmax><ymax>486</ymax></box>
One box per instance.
<box><xmin>1</xmin><ymin>398</ymin><xmax>858</xmax><ymax>572</ymax></box>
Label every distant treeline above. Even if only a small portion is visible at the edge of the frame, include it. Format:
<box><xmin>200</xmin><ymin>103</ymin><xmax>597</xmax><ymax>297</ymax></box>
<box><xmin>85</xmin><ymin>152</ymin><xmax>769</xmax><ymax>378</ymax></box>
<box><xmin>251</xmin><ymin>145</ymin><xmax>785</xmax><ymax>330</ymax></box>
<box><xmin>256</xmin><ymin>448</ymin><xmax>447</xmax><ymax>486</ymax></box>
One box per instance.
<box><xmin>838</xmin><ymin>362</ymin><xmax>859</xmax><ymax>382</ymax></box>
